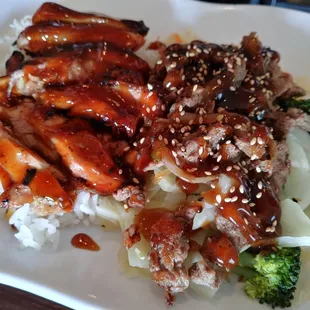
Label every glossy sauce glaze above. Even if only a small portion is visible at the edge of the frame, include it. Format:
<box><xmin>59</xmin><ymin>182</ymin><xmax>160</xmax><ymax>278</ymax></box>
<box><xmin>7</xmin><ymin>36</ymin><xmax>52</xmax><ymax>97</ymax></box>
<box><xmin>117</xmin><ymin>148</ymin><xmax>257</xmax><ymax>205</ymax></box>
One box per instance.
<box><xmin>176</xmin><ymin>178</ymin><xmax>199</xmax><ymax>195</ymax></box>
<box><xmin>71</xmin><ymin>233</ymin><xmax>100</xmax><ymax>251</ymax></box>
<box><xmin>135</xmin><ymin>208</ymin><xmax>171</xmax><ymax>241</ymax></box>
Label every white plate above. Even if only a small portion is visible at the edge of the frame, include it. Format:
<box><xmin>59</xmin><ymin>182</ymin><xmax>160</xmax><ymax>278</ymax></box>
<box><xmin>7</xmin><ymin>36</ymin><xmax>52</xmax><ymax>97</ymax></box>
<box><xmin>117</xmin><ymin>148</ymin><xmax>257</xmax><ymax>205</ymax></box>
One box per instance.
<box><xmin>0</xmin><ymin>0</ymin><xmax>310</xmax><ymax>309</ymax></box>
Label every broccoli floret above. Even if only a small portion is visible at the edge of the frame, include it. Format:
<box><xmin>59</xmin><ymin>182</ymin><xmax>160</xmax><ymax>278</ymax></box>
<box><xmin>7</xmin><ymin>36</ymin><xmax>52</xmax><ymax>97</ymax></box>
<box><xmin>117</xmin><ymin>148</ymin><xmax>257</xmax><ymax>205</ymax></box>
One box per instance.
<box><xmin>237</xmin><ymin>247</ymin><xmax>301</xmax><ymax>309</ymax></box>
<box><xmin>279</xmin><ymin>98</ymin><xmax>310</xmax><ymax>114</ymax></box>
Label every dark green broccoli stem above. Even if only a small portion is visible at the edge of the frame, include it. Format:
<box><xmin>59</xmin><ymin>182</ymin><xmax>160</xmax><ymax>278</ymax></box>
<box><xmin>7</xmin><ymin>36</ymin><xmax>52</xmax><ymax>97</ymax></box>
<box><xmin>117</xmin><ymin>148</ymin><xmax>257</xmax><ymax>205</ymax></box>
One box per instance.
<box><xmin>279</xmin><ymin>98</ymin><xmax>310</xmax><ymax>114</ymax></box>
<box><xmin>238</xmin><ymin>252</ymin><xmax>255</xmax><ymax>268</ymax></box>
<box><xmin>232</xmin><ymin>266</ymin><xmax>256</xmax><ymax>280</ymax></box>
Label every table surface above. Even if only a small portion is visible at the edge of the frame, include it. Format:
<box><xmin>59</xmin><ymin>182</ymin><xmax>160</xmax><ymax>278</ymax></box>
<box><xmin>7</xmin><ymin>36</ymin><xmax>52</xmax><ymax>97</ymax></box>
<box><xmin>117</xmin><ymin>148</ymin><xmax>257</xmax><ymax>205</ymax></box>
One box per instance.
<box><xmin>0</xmin><ymin>284</ymin><xmax>69</xmax><ymax>310</ymax></box>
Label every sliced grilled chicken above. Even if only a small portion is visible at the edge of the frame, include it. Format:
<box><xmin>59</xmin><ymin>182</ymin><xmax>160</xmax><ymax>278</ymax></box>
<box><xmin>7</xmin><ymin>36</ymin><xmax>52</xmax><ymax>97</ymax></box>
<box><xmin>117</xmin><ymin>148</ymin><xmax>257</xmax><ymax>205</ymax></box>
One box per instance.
<box><xmin>17</xmin><ymin>22</ymin><xmax>145</xmax><ymax>54</ymax></box>
<box><xmin>32</xmin><ymin>2</ymin><xmax>149</xmax><ymax>36</ymax></box>
<box><xmin>0</xmin><ymin>123</ymin><xmax>72</xmax><ymax>215</ymax></box>
<box><xmin>38</xmin><ymin>81</ymin><xmax>163</xmax><ymax>135</ymax></box>
<box><xmin>0</xmin><ymin>44</ymin><xmax>149</xmax><ymax>97</ymax></box>
<box><xmin>27</xmin><ymin>108</ymin><xmax>124</xmax><ymax>194</ymax></box>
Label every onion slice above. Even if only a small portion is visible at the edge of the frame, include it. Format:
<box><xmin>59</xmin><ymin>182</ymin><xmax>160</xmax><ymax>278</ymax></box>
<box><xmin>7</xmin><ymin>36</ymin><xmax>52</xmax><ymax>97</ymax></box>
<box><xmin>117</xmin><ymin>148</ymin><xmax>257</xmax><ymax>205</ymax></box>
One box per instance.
<box><xmin>161</xmin><ymin>148</ymin><xmax>216</xmax><ymax>184</ymax></box>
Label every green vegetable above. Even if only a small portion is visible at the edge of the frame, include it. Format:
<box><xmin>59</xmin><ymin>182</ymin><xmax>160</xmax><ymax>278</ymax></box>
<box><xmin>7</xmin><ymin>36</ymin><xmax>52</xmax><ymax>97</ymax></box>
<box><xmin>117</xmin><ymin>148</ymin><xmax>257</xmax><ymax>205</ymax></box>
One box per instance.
<box><xmin>280</xmin><ymin>98</ymin><xmax>310</xmax><ymax>114</ymax></box>
<box><xmin>236</xmin><ymin>247</ymin><xmax>301</xmax><ymax>308</ymax></box>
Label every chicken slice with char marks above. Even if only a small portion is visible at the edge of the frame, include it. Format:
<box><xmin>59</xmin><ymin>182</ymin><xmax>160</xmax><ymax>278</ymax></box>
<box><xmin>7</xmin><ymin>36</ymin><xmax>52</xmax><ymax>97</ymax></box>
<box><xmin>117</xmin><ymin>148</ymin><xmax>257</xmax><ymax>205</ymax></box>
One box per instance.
<box><xmin>0</xmin><ymin>123</ymin><xmax>72</xmax><ymax>215</ymax></box>
<box><xmin>32</xmin><ymin>2</ymin><xmax>149</xmax><ymax>36</ymax></box>
<box><xmin>38</xmin><ymin>81</ymin><xmax>163</xmax><ymax>136</ymax></box>
<box><xmin>5</xmin><ymin>51</ymin><xmax>24</xmax><ymax>75</ymax></box>
<box><xmin>0</xmin><ymin>99</ymin><xmax>61</xmax><ymax>163</ymax></box>
<box><xmin>26</xmin><ymin>108</ymin><xmax>123</xmax><ymax>195</ymax></box>
<box><xmin>0</xmin><ymin>44</ymin><xmax>149</xmax><ymax>97</ymax></box>
<box><xmin>17</xmin><ymin>22</ymin><xmax>145</xmax><ymax>54</ymax></box>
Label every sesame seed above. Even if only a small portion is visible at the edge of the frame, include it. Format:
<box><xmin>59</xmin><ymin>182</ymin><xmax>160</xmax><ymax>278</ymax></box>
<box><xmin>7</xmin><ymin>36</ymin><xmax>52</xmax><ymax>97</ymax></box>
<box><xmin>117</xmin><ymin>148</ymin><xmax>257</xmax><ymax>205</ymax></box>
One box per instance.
<box><xmin>152</xmin><ymin>105</ymin><xmax>157</xmax><ymax>112</ymax></box>
<box><xmin>118</xmin><ymin>169</ymin><xmax>123</xmax><ymax>175</ymax></box>
<box><xmin>227</xmin><ymin>63</ymin><xmax>233</xmax><ymax>69</ymax></box>
<box><xmin>251</xmin><ymin>154</ymin><xmax>258</xmax><ymax>161</ymax></box>
<box><xmin>133</xmin><ymin>142</ymin><xmax>137</xmax><ymax>147</ymax></box>
<box><xmin>189</xmin><ymin>52</ymin><xmax>196</xmax><ymax>57</ymax></box>
<box><xmin>133</xmin><ymin>178</ymin><xmax>140</xmax><ymax>184</ymax></box>
<box><xmin>180</xmin><ymin>111</ymin><xmax>185</xmax><ymax>116</ymax></box>
<box><xmin>140</xmin><ymin>137</ymin><xmax>145</xmax><ymax>144</ymax></box>
<box><xmin>193</xmin><ymin>84</ymin><xmax>198</xmax><ymax>92</ymax></box>
<box><xmin>146</xmin><ymin>107</ymin><xmax>151</xmax><ymax>113</ymax></box>
<box><xmin>170</xmin><ymin>127</ymin><xmax>175</xmax><ymax>134</ymax></box>
<box><xmin>123</xmin><ymin>146</ymin><xmax>130</xmax><ymax>152</ymax></box>
<box><xmin>199</xmin><ymin>117</ymin><xmax>203</xmax><ymax>124</ymax></box>
<box><xmin>231</xmin><ymin>196</ymin><xmax>238</xmax><ymax>202</ymax></box>
<box><xmin>256</xmin><ymin>192</ymin><xmax>263</xmax><ymax>199</ymax></box>
<box><xmin>258</xmin><ymin>181</ymin><xmax>263</xmax><ymax>190</ymax></box>
<box><xmin>170</xmin><ymin>87</ymin><xmax>177</xmax><ymax>91</ymax></box>
<box><xmin>158</xmin><ymin>135</ymin><xmax>163</xmax><ymax>141</ymax></box>
<box><xmin>179</xmin><ymin>105</ymin><xmax>183</xmax><ymax>112</ymax></box>
<box><xmin>272</xmin><ymin>220</ymin><xmax>277</xmax><ymax>227</ymax></box>
<box><xmin>250</xmin><ymin>137</ymin><xmax>257</xmax><ymax>145</ymax></box>
<box><xmin>257</xmin><ymin>137</ymin><xmax>264</xmax><ymax>145</ymax></box>
<box><xmin>216</xmin><ymin>195</ymin><xmax>222</xmax><ymax>204</ymax></box>
<box><xmin>249</xmin><ymin>202</ymin><xmax>256</xmax><ymax>207</ymax></box>
<box><xmin>172</xmin><ymin>150</ymin><xmax>177</xmax><ymax>158</ymax></box>
<box><xmin>224</xmin><ymin>197</ymin><xmax>231</xmax><ymax>202</ymax></box>
<box><xmin>196</xmin><ymin>48</ymin><xmax>202</xmax><ymax>53</ymax></box>
<box><xmin>166</xmin><ymin>82</ymin><xmax>171</xmax><ymax>88</ymax></box>
<box><xmin>225</xmin><ymin>140</ymin><xmax>232</xmax><ymax>145</ymax></box>
<box><xmin>170</xmin><ymin>62</ymin><xmax>177</xmax><ymax>68</ymax></box>
<box><xmin>217</xmin><ymin>79</ymin><xmax>222</xmax><ymax>85</ymax></box>
<box><xmin>204</xmin><ymin>171</ymin><xmax>212</xmax><ymax>176</ymax></box>
<box><xmin>181</xmin><ymin>146</ymin><xmax>186</xmax><ymax>152</ymax></box>
<box><xmin>161</xmin><ymin>105</ymin><xmax>166</xmax><ymax>111</ymax></box>
<box><xmin>217</xmin><ymin>155</ymin><xmax>222</xmax><ymax>162</ymax></box>
<box><xmin>234</xmin><ymin>124</ymin><xmax>242</xmax><ymax>129</ymax></box>
<box><xmin>199</xmin><ymin>146</ymin><xmax>204</xmax><ymax>156</ymax></box>
<box><xmin>211</xmin><ymin>184</ymin><xmax>216</xmax><ymax>189</ymax></box>
<box><xmin>229</xmin><ymin>86</ymin><xmax>236</xmax><ymax>91</ymax></box>
<box><xmin>239</xmin><ymin>185</ymin><xmax>244</xmax><ymax>194</ymax></box>
<box><xmin>256</xmin><ymin>166</ymin><xmax>261</xmax><ymax>173</ymax></box>
<box><xmin>224</xmin><ymin>57</ymin><xmax>229</xmax><ymax>63</ymax></box>
<box><xmin>226</xmin><ymin>166</ymin><xmax>232</xmax><ymax>171</ymax></box>
<box><xmin>164</xmin><ymin>138</ymin><xmax>168</xmax><ymax>145</ymax></box>
<box><xmin>182</xmin><ymin>75</ymin><xmax>186</xmax><ymax>81</ymax></box>
<box><xmin>249</xmin><ymin>97</ymin><xmax>256</xmax><ymax>103</ymax></box>
<box><xmin>244</xmin><ymin>218</ymin><xmax>249</xmax><ymax>225</ymax></box>
<box><xmin>242</xmin><ymin>198</ymin><xmax>249</xmax><ymax>204</ymax></box>
<box><xmin>124</xmin><ymin>203</ymin><xmax>129</xmax><ymax>209</ymax></box>
<box><xmin>233</xmin><ymin>165</ymin><xmax>240</xmax><ymax>170</ymax></box>
<box><xmin>250</xmin><ymin>79</ymin><xmax>255</xmax><ymax>85</ymax></box>
<box><xmin>230</xmin><ymin>186</ymin><xmax>236</xmax><ymax>193</ymax></box>
<box><xmin>213</xmin><ymin>165</ymin><xmax>219</xmax><ymax>171</ymax></box>
<box><xmin>175</xmin><ymin>117</ymin><xmax>180</xmax><ymax>124</ymax></box>
<box><xmin>217</xmin><ymin>114</ymin><xmax>224</xmax><ymax>122</ymax></box>
<box><xmin>203</xmin><ymin>49</ymin><xmax>209</xmax><ymax>54</ymax></box>
<box><xmin>217</xmin><ymin>52</ymin><xmax>221</xmax><ymax>56</ymax></box>
<box><xmin>156</xmin><ymin>60</ymin><xmax>163</xmax><ymax>65</ymax></box>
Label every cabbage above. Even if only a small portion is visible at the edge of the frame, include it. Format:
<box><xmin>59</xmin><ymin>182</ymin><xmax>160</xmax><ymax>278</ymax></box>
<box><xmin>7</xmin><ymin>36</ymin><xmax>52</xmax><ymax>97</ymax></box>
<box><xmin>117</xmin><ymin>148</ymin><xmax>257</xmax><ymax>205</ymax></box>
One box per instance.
<box><xmin>154</xmin><ymin>167</ymin><xmax>182</xmax><ymax>193</ymax></box>
<box><xmin>192</xmin><ymin>202</ymin><xmax>215</xmax><ymax>230</ymax></box>
<box><xmin>128</xmin><ymin>236</ymin><xmax>151</xmax><ymax>269</ymax></box>
<box><xmin>281</xmin><ymin>128</ymin><xmax>310</xmax><ymax>210</ymax></box>
<box><xmin>277</xmin><ymin>199</ymin><xmax>310</xmax><ymax>247</ymax></box>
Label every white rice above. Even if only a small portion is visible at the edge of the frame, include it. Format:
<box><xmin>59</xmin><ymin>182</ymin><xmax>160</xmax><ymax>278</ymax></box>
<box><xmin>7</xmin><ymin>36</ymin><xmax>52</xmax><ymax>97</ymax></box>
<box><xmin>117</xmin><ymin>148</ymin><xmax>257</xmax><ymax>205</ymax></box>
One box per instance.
<box><xmin>7</xmin><ymin>191</ymin><xmax>121</xmax><ymax>251</ymax></box>
<box><xmin>0</xmin><ymin>15</ymin><xmax>32</xmax><ymax>75</ymax></box>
